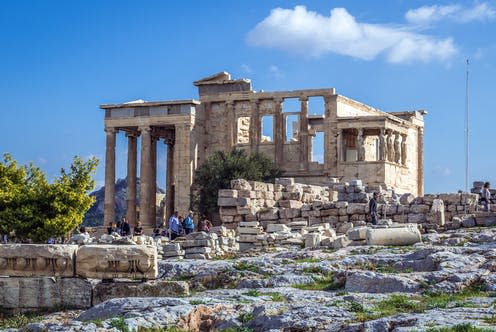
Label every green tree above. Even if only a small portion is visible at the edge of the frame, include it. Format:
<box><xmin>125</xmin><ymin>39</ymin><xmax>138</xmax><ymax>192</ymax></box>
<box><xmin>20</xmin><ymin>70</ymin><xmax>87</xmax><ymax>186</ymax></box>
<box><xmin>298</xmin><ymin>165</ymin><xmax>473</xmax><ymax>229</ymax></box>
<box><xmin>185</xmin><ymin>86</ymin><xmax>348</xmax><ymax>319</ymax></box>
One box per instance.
<box><xmin>194</xmin><ymin>149</ymin><xmax>281</xmax><ymax>216</ymax></box>
<box><xmin>0</xmin><ymin>154</ymin><xmax>98</xmax><ymax>242</ymax></box>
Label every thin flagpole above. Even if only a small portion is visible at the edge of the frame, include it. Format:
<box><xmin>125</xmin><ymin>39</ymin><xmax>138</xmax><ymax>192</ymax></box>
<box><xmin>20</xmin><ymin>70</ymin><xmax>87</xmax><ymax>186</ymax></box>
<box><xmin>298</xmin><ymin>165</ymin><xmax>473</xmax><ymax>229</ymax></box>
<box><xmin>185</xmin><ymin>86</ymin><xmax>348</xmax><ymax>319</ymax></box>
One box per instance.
<box><xmin>465</xmin><ymin>59</ymin><xmax>470</xmax><ymax>193</ymax></box>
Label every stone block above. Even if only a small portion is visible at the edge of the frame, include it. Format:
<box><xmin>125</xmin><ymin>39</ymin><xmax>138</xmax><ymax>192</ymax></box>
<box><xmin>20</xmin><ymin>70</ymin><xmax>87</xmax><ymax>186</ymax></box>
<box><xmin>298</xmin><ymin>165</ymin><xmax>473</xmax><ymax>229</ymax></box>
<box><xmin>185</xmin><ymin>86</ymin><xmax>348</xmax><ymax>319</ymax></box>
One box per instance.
<box><xmin>93</xmin><ymin>280</ymin><xmax>189</xmax><ymax>305</ymax></box>
<box><xmin>366</xmin><ymin>224</ymin><xmax>421</xmax><ymax>246</ymax></box>
<box><xmin>408</xmin><ymin>213</ymin><xmax>426</xmax><ymax>223</ymax></box>
<box><xmin>236</xmin><ymin>206</ymin><xmax>256</xmax><ymax>215</ymax></box>
<box><xmin>258</xmin><ymin>207</ymin><xmax>279</xmax><ymax>220</ymax></box>
<box><xmin>320</xmin><ymin>209</ymin><xmax>338</xmax><ymax>217</ymax></box>
<box><xmin>337</xmin><ymin>222</ymin><xmax>353</xmax><ymax>234</ymax></box>
<box><xmin>430</xmin><ymin>199</ymin><xmax>445</xmax><ymax>226</ymax></box>
<box><xmin>278</xmin><ymin>200</ymin><xmax>303</xmax><ymax>209</ymax></box>
<box><xmin>237</xmin><ymin>190</ymin><xmax>256</xmax><ymax>198</ymax></box>
<box><xmin>332</xmin><ymin>235</ymin><xmax>351</xmax><ymax>249</ymax></box>
<box><xmin>219</xmin><ymin>207</ymin><xmax>238</xmax><ymax>216</ymax></box>
<box><xmin>218</xmin><ymin>189</ymin><xmax>237</xmax><ymax>198</ymax></box>
<box><xmin>217</xmin><ymin>197</ymin><xmax>238</xmax><ymax>207</ymax></box>
<box><xmin>163</xmin><ymin>243</ymin><xmax>181</xmax><ymax>251</ymax></box>
<box><xmin>438</xmin><ymin>193</ymin><xmax>461</xmax><ymax>205</ymax></box>
<box><xmin>0</xmin><ymin>277</ymin><xmax>92</xmax><ymax>310</ymax></box>
<box><xmin>185</xmin><ymin>247</ymin><xmax>212</xmax><ymax>254</ymax></box>
<box><xmin>163</xmin><ymin>250</ymin><xmax>185</xmax><ymax>257</ymax></box>
<box><xmin>237</xmin><ymin>227</ymin><xmax>263</xmax><ymax>235</ymax></box>
<box><xmin>182</xmin><ymin>239</ymin><xmax>213</xmax><ymax>248</ymax></box>
<box><xmin>0</xmin><ymin>244</ymin><xmax>77</xmax><ymax>277</ymax></box>
<box><xmin>462</xmin><ymin>216</ymin><xmax>476</xmax><ymax>228</ymax></box>
<box><xmin>275</xmin><ymin>178</ymin><xmax>294</xmax><ymax>186</ymax></box>
<box><xmin>346</xmin><ymin>203</ymin><xmax>366</xmax><ymax>214</ymax></box>
<box><xmin>399</xmin><ymin>193</ymin><xmax>415</xmax><ymax>205</ymax></box>
<box><xmin>339</xmin><ymin>215</ymin><xmax>349</xmax><ymax>222</ymax></box>
<box><xmin>279</xmin><ymin>208</ymin><xmax>301</xmax><ymax>219</ymax></box>
<box><xmin>238</xmin><ymin>234</ymin><xmax>259</xmax><ymax>243</ymax></box>
<box><xmin>410</xmin><ymin>204</ymin><xmax>430</xmax><ymax>214</ymax></box>
<box><xmin>231</xmin><ymin>179</ymin><xmax>252</xmax><ymax>190</ymax></box>
<box><xmin>266</xmin><ymin>224</ymin><xmax>290</xmax><ymax>233</ymax></box>
<box><xmin>305</xmin><ymin>233</ymin><xmax>321</xmax><ymax>247</ymax></box>
<box><xmin>220</xmin><ymin>215</ymin><xmax>234</xmax><ymax>223</ymax></box>
<box><xmin>76</xmin><ymin>245</ymin><xmax>158</xmax><ymax>279</ymax></box>
<box><xmin>347</xmin><ymin>226</ymin><xmax>368</xmax><ymax>241</ymax></box>
<box><xmin>249</xmin><ymin>181</ymin><xmax>267</xmax><ymax>191</ymax></box>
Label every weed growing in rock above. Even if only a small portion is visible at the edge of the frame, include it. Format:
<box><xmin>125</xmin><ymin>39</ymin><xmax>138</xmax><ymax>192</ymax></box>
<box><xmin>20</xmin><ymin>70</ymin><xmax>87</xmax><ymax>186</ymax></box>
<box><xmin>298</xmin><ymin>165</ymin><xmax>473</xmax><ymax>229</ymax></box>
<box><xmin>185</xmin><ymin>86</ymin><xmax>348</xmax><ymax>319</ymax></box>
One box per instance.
<box><xmin>293</xmin><ymin>257</ymin><xmax>321</xmax><ymax>263</ymax></box>
<box><xmin>263</xmin><ymin>292</ymin><xmax>286</xmax><ymax>302</ymax></box>
<box><xmin>348</xmin><ymin>300</ymin><xmax>365</xmax><ymax>313</ymax></box>
<box><xmin>219</xmin><ymin>327</ymin><xmax>254</xmax><ymax>332</ymax></box>
<box><xmin>483</xmin><ymin>314</ymin><xmax>496</xmax><ymax>325</ymax></box>
<box><xmin>425</xmin><ymin>323</ymin><xmax>494</xmax><ymax>332</ymax></box>
<box><xmin>238</xmin><ymin>312</ymin><xmax>254</xmax><ymax>323</ymax></box>
<box><xmin>137</xmin><ymin>327</ymin><xmax>193</xmax><ymax>332</ymax></box>
<box><xmin>356</xmin><ymin>294</ymin><xmax>423</xmax><ymax>321</ymax></box>
<box><xmin>89</xmin><ymin>318</ymin><xmax>103</xmax><ymax>327</ymax></box>
<box><xmin>109</xmin><ymin>317</ymin><xmax>130</xmax><ymax>332</ymax></box>
<box><xmin>301</xmin><ymin>266</ymin><xmax>326</xmax><ymax>274</ymax></box>
<box><xmin>189</xmin><ymin>299</ymin><xmax>207</xmax><ymax>305</ymax></box>
<box><xmin>292</xmin><ymin>273</ymin><xmax>343</xmax><ymax>291</ymax></box>
<box><xmin>243</xmin><ymin>289</ymin><xmax>262</xmax><ymax>297</ymax></box>
<box><xmin>233</xmin><ymin>262</ymin><xmax>260</xmax><ymax>273</ymax></box>
<box><xmin>0</xmin><ymin>313</ymin><xmax>43</xmax><ymax>329</ymax></box>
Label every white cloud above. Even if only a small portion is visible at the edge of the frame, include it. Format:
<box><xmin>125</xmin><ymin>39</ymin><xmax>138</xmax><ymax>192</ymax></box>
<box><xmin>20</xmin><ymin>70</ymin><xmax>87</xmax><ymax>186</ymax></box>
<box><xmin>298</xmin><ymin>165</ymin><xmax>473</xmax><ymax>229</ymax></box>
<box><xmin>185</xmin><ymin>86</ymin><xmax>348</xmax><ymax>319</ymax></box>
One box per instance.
<box><xmin>268</xmin><ymin>65</ymin><xmax>283</xmax><ymax>78</ymax></box>
<box><xmin>247</xmin><ymin>6</ymin><xmax>457</xmax><ymax>64</ymax></box>
<box><xmin>240</xmin><ymin>63</ymin><xmax>252</xmax><ymax>73</ymax></box>
<box><xmin>406</xmin><ymin>3</ymin><xmax>496</xmax><ymax>25</ymax></box>
<box><xmin>433</xmin><ymin>165</ymin><xmax>452</xmax><ymax>177</ymax></box>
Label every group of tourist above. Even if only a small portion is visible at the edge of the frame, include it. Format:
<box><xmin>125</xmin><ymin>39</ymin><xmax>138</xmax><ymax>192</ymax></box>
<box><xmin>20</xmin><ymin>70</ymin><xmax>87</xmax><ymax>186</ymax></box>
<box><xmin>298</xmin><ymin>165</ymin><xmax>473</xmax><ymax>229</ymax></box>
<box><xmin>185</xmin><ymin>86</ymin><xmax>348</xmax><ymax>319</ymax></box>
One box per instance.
<box><xmin>166</xmin><ymin>211</ymin><xmax>212</xmax><ymax>240</ymax></box>
<box><xmin>104</xmin><ymin>211</ymin><xmax>213</xmax><ymax>240</ymax></box>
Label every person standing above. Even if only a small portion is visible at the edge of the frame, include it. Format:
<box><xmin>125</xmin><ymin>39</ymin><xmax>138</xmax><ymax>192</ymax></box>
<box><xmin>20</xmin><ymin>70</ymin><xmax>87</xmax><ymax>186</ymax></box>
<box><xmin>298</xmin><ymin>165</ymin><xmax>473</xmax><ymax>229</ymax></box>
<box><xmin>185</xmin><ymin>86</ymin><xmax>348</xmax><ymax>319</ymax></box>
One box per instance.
<box><xmin>481</xmin><ymin>182</ymin><xmax>491</xmax><ymax>212</ymax></box>
<box><xmin>183</xmin><ymin>211</ymin><xmax>195</xmax><ymax>234</ymax></box>
<box><xmin>368</xmin><ymin>192</ymin><xmax>379</xmax><ymax>225</ymax></box>
<box><xmin>168</xmin><ymin>211</ymin><xmax>181</xmax><ymax>240</ymax></box>
<box><xmin>198</xmin><ymin>214</ymin><xmax>212</xmax><ymax>232</ymax></box>
<box><xmin>121</xmin><ymin>217</ymin><xmax>131</xmax><ymax>236</ymax></box>
<box><xmin>133</xmin><ymin>221</ymin><xmax>143</xmax><ymax>236</ymax></box>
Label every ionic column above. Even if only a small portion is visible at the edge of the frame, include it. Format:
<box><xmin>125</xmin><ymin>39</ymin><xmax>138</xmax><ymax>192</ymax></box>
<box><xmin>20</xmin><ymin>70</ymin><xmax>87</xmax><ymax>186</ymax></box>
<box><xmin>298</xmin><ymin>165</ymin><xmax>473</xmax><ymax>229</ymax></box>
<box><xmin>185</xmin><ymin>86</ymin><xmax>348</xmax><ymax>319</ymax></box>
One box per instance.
<box><xmin>299</xmin><ymin>96</ymin><xmax>309</xmax><ymax>170</ymax></box>
<box><xmin>226</xmin><ymin>101</ymin><xmax>235</xmax><ymax>149</ymax></box>
<box><xmin>126</xmin><ymin>132</ymin><xmax>137</xmax><ymax>225</ymax></box>
<box><xmin>165</xmin><ymin>136</ymin><xmax>175</xmax><ymax>222</ymax></box>
<box><xmin>337</xmin><ymin>129</ymin><xmax>344</xmax><ymax>162</ymax></box>
<box><xmin>274</xmin><ymin>98</ymin><xmax>284</xmax><ymax>166</ymax></box>
<box><xmin>249</xmin><ymin>100</ymin><xmax>260</xmax><ymax>153</ymax></box>
<box><xmin>417</xmin><ymin>127</ymin><xmax>424</xmax><ymax>196</ymax></box>
<box><xmin>150</xmin><ymin>136</ymin><xmax>157</xmax><ymax>226</ymax></box>
<box><xmin>401</xmin><ymin>133</ymin><xmax>408</xmax><ymax>165</ymax></box>
<box><xmin>104</xmin><ymin>127</ymin><xmax>116</xmax><ymax>226</ymax></box>
<box><xmin>139</xmin><ymin>126</ymin><xmax>152</xmax><ymax>227</ymax></box>
<box><xmin>387</xmin><ymin>130</ymin><xmax>395</xmax><ymax>162</ymax></box>
<box><xmin>357</xmin><ymin>128</ymin><xmax>365</xmax><ymax>161</ymax></box>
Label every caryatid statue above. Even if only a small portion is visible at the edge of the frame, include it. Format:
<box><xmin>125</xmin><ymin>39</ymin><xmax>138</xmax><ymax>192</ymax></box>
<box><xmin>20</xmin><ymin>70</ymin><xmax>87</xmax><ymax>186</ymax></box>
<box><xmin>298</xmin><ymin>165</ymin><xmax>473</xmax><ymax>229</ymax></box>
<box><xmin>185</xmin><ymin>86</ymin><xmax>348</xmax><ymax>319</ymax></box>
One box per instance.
<box><xmin>357</xmin><ymin>128</ymin><xmax>365</xmax><ymax>161</ymax></box>
<box><xmin>401</xmin><ymin>134</ymin><xmax>408</xmax><ymax>165</ymax></box>
<box><xmin>387</xmin><ymin>130</ymin><xmax>395</xmax><ymax>162</ymax></box>
<box><xmin>394</xmin><ymin>132</ymin><xmax>401</xmax><ymax>164</ymax></box>
<box><xmin>379</xmin><ymin>128</ymin><xmax>386</xmax><ymax>161</ymax></box>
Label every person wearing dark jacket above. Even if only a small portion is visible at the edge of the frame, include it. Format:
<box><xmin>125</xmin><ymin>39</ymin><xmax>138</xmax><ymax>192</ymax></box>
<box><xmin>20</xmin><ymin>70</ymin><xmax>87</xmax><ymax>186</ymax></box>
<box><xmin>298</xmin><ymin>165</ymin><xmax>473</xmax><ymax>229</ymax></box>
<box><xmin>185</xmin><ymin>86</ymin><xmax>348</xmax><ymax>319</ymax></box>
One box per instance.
<box><xmin>368</xmin><ymin>192</ymin><xmax>378</xmax><ymax>225</ymax></box>
<box><xmin>121</xmin><ymin>217</ymin><xmax>131</xmax><ymax>236</ymax></box>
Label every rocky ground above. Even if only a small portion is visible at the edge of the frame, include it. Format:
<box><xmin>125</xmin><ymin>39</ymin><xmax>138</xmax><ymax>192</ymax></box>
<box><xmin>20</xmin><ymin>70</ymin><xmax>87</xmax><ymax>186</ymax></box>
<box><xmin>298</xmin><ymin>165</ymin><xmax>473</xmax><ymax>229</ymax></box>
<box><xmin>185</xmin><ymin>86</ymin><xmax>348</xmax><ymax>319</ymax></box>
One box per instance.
<box><xmin>3</xmin><ymin>227</ymin><xmax>496</xmax><ymax>332</ymax></box>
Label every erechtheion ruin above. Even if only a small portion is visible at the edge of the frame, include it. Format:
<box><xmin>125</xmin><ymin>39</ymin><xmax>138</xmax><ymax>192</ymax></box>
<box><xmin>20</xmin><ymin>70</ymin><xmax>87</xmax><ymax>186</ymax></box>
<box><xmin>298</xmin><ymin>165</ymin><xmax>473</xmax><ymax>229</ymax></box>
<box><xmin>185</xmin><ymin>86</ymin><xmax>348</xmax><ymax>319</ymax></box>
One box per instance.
<box><xmin>101</xmin><ymin>72</ymin><xmax>425</xmax><ymax>227</ymax></box>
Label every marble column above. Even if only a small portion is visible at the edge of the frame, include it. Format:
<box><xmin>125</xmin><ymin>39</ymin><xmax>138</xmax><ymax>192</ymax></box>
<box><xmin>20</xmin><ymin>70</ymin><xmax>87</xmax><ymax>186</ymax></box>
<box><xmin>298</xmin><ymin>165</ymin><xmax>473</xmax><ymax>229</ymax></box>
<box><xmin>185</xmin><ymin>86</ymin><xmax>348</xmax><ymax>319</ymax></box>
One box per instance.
<box><xmin>357</xmin><ymin>128</ymin><xmax>365</xmax><ymax>161</ymax></box>
<box><xmin>299</xmin><ymin>96</ymin><xmax>309</xmax><ymax>170</ymax></box>
<box><xmin>249</xmin><ymin>100</ymin><xmax>260</xmax><ymax>153</ymax></box>
<box><xmin>337</xmin><ymin>129</ymin><xmax>344</xmax><ymax>162</ymax></box>
<box><xmin>165</xmin><ymin>136</ymin><xmax>175</xmax><ymax>222</ymax></box>
<box><xmin>150</xmin><ymin>136</ymin><xmax>157</xmax><ymax>227</ymax></box>
<box><xmin>126</xmin><ymin>132</ymin><xmax>137</xmax><ymax>225</ymax></box>
<box><xmin>417</xmin><ymin>128</ymin><xmax>424</xmax><ymax>196</ymax></box>
<box><xmin>274</xmin><ymin>98</ymin><xmax>284</xmax><ymax>166</ymax></box>
<box><xmin>104</xmin><ymin>127</ymin><xmax>116</xmax><ymax>226</ymax></box>
<box><xmin>226</xmin><ymin>101</ymin><xmax>235</xmax><ymax>149</ymax></box>
<box><xmin>401</xmin><ymin>133</ymin><xmax>408</xmax><ymax>165</ymax></box>
<box><xmin>139</xmin><ymin>126</ymin><xmax>152</xmax><ymax>227</ymax></box>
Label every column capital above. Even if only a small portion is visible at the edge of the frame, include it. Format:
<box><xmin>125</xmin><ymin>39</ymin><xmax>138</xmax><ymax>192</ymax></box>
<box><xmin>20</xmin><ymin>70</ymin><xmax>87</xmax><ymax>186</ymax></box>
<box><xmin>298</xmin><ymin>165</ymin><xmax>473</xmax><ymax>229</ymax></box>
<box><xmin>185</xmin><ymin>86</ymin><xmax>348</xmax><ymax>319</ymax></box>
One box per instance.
<box><xmin>139</xmin><ymin>126</ymin><xmax>151</xmax><ymax>134</ymax></box>
<box><xmin>273</xmin><ymin>97</ymin><xmax>283</xmax><ymax>104</ymax></box>
<box><xmin>125</xmin><ymin>130</ymin><xmax>138</xmax><ymax>138</ymax></box>
<box><xmin>299</xmin><ymin>96</ymin><xmax>308</xmax><ymax>102</ymax></box>
<box><xmin>104</xmin><ymin>127</ymin><xmax>116</xmax><ymax>134</ymax></box>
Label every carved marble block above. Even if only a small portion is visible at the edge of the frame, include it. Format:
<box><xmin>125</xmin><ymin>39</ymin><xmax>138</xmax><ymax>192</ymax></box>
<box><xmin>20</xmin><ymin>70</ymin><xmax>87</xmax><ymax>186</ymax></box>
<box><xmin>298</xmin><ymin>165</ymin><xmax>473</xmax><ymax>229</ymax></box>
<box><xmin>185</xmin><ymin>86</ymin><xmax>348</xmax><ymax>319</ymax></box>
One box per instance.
<box><xmin>76</xmin><ymin>245</ymin><xmax>158</xmax><ymax>279</ymax></box>
<box><xmin>0</xmin><ymin>244</ymin><xmax>77</xmax><ymax>277</ymax></box>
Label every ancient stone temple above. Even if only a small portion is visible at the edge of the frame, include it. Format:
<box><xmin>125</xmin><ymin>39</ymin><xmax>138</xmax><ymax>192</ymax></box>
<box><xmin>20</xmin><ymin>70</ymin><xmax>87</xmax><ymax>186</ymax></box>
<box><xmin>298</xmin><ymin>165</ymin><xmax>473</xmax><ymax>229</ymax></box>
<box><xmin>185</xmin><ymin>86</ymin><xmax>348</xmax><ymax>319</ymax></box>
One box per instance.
<box><xmin>101</xmin><ymin>72</ymin><xmax>425</xmax><ymax>227</ymax></box>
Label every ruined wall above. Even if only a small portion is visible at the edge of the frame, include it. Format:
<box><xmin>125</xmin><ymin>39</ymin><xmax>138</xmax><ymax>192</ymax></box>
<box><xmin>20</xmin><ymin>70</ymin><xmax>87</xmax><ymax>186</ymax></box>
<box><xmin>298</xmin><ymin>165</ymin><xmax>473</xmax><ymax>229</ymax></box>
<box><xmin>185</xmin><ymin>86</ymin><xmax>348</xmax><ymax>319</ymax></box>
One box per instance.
<box><xmin>218</xmin><ymin>178</ymin><xmax>482</xmax><ymax>233</ymax></box>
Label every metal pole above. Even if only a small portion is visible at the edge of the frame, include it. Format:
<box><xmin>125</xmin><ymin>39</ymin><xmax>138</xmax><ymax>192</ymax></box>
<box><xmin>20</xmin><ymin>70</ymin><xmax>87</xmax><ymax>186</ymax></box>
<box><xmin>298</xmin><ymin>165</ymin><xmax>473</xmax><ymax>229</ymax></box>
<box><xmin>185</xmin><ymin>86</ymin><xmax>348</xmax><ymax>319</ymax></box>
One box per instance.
<box><xmin>465</xmin><ymin>59</ymin><xmax>470</xmax><ymax>193</ymax></box>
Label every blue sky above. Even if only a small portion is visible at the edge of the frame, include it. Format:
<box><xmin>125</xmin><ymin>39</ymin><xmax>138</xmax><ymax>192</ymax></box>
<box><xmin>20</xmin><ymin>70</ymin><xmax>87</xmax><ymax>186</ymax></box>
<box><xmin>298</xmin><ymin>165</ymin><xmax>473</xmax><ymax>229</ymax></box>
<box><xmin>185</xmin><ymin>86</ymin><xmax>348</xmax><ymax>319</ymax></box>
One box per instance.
<box><xmin>1</xmin><ymin>0</ymin><xmax>495</xmax><ymax>194</ymax></box>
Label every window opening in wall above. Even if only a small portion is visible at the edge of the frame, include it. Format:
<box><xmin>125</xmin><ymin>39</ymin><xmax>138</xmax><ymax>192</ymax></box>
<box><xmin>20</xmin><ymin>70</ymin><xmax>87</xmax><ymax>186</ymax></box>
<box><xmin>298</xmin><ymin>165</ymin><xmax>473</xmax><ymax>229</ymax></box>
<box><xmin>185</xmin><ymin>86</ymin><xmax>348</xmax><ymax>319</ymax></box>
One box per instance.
<box><xmin>311</xmin><ymin>131</ymin><xmax>325</xmax><ymax>164</ymax></box>
<box><xmin>236</xmin><ymin>117</ymin><xmax>250</xmax><ymax>144</ymax></box>
<box><xmin>285</xmin><ymin>114</ymin><xmax>299</xmax><ymax>142</ymax></box>
<box><xmin>261</xmin><ymin>115</ymin><xmax>274</xmax><ymax>143</ymax></box>
<box><xmin>282</xmin><ymin>98</ymin><xmax>300</xmax><ymax>113</ymax></box>
<box><xmin>308</xmin><ymin>96</ymin><xmax>325</xmax><ymax>116</ymax></box>
<box><xmin>344</xmin><ymin>132</ymin><xmax>357</xmax><ymax>162</ymax></box>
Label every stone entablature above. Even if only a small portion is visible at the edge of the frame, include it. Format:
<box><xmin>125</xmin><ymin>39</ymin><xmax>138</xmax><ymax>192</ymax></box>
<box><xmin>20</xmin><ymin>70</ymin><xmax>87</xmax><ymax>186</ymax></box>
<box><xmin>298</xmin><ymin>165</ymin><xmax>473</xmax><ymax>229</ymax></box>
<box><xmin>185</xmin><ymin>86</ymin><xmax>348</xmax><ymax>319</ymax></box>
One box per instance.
<box><xmin>0</xmin><ymin>244</ymin><xmax>158</xmax><ymax>280</ymax></box>
<box><xmin>101</xmin><ymin>71</ymin><xmax>425</xmax><ymax>227</ymax></box>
